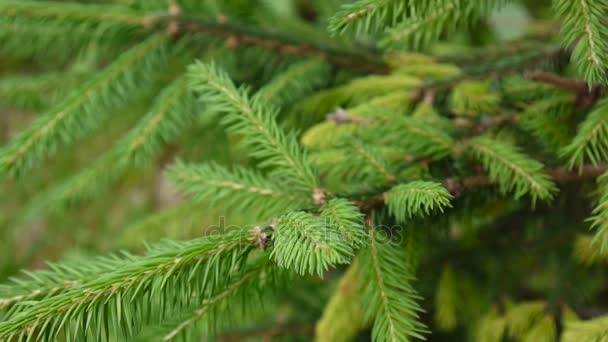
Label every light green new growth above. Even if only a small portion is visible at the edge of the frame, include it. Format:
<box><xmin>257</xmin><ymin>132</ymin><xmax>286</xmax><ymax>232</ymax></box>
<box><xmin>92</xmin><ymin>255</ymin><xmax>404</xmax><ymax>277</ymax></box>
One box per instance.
<box><xmin>468</xmin><ymin>136</ymin><xmax>557</xmax><ymax>202</ymax></box>
<box><xmin>386</xmin><ymin>181</ymin><xmax>453</xmax><ymax>223</ymax></box>
<box><xmin>320</xmin><ymin>198</ymin><xmax>368</xmax><ymax>249</ymax></box>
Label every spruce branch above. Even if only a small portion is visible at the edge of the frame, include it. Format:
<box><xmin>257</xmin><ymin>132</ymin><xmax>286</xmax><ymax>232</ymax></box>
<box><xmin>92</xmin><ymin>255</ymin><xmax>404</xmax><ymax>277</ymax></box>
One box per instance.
<box><xmin>328</xmin><ymin>0</ymin><xmax>410</xmax><ymax>35</ymax></box>
<box><xmin>271</xmin><ymin>211</ymin><xmax>353</xmax><ymax>277</ymax></box>
<box><xmin>359</xmin><ymin>222</ymin><xmax>428</xmax><ymax>342</ymax></box>
<box><xmin>0</xmin><ymin>228</ymin><xmax>257</xmax><ymax>340</ymax></box>
<box><xmin>554</xmin><ymin>0</ymin><xmax>608</xmax><ymax>85</ymax></box>
<box><xmin>0</xmin><ymin>71</ymin><xmax>88</xmax><ymax>111</ymax></box>
<box><xmin>562</xmin><ymin>98</ymin><xmax>608</xmax><ymax>170</ymax></box>
<box><xmin>22</xmin><ymin>74</ymin><xmax>198</xmax><ymax>218</ymax></box>
<box><xmin>0</xmin><ymin>34</ymin><xmax>167</xmax><ymax>178</ymax></box>
<box><xmin>174</xmin><ymin>15</ymin><xmax>388</xmax><ymax>73</ymax></box>
<box><xmin>188</xmin><ymin>62</ymin><xmax>320</xmax><ymax>198</ymax></box>
<box><xmin>167</xmin><ymin>161</ymin><xmax>307</xmax><ymax>219</ymax></box>
<box><xmin>320</xmin><ymin>198</ymin><xmax>368</xmax><ymax>249</ymax></box>
<box><xmin>158</xmin><ymin>260</ymin><xmax>275</xmax><ymax>341</ymax></box>
<box><xmin>0</xmin><ymin>255</ymin><xmax>129</xmax><ymax>317</ymax></box>
<box><xmin>385</xmin><ymin>181</ymin><xmax>453</xmax><ymax>223</ymax></box>
<box><xmin>467</xmin><ymin>136</ymin><xmax>558</xmax><ymax>203</ymax></box>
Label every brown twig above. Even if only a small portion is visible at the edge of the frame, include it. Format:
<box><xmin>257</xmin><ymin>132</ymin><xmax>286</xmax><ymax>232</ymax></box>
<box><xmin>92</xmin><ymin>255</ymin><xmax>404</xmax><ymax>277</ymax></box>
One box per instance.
<box><xmin>525</xmin><ymin>71</ymin><xmax>603</xmax><ymax>108</ymax></box>
<box><xmin>165</xmin><ymin>15</ymin><xmax>388</xmax><ymax>74</ymax></box>
<box><xmin>444</xmin><ymin>163</ymin><xmax>607</xmax><ymax>197</ymax></box>
<box><xmin>357</xmin><ymin>163</ymin><xmax>607</xmax><ymax>210</ymax></box>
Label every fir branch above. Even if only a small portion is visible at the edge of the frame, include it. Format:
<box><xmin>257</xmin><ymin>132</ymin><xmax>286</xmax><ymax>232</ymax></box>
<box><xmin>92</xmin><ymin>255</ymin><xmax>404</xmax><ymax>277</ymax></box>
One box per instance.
<box><xmin>359</xmin><ymin>223</ymin><xmax>428</xmax><ymax>342</ymax></box>
<box><xmin>467</xmin><ymin>136</ymin><xmax>558</xmax><ymax>203</ymax></box>
<box><xmin>554</xmin><ymin>0</ymin><xmax>608</xmax><ymax>85</ymax></box>
<box><xmin>271</xmin><ymin>211</ymin><xmax>353</xmax><ymax>277</ymax></box>
<box><xmin>385</xmin><ymin>181</ymin><xmax>453</xmax><ymax>223</ymax></box>
<box><xmin>188</xmin><ymin>62</ymin><xmax>320</xmax><ymax>198</ymax></box>
<box><xmin>167</xmin><ymin>161</ymin><xmax>306</xmax><ymax>219</ymax></box>
<box><xmin>0</xmin><ymin>34</ymin><xmax>167</xmax><ymax>178</ymax></box>
<box><xmin>0</xmin><ymin>228</ymin><xmax>257</xmax><ymax>340</ymax></box>
<box><xmin>562</xmin><ymin>98</ymin><xmax>608</xmax><ymax>170</ymax></box>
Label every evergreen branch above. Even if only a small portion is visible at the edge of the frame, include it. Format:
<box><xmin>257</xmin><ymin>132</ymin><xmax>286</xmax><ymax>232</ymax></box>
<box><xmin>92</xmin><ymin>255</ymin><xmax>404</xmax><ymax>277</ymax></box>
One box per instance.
<box><xmin>467</xmin><ymin>136</ymin><xmax>558</xmax><ymax>203</ymax></box>
<box><xmin>22</xmin><ymin>75</ymin><xmax>198</xmax><ymax>218</ymax></box>
<box><xmin>167</xmin><ymin>161</ymin><xmax>306</xmax><ymax>219</ymax></box>
<box><xmin>0</xmin><ymin>34</ymin><xmax>167</xmax><ymax>178</ymax></box>
<box><xmin>21</xmin><ymin>153</ymin><xmax>127</xmax><ymax>222</ymax></box>
<box><xmin>385</xmin><ymin>181</ymin><xmax>453</xmax><ymax>223</ymax></box>
<box><xmin>188</xmin><ymin>62</ymin><xmax>319</xmax><ymax>197</ymax></box>
<box><xmin>379</xmin><ymin>115</ymin><xmax>456</xmax><ymax>159</ymax></box>
<box><xmin>320</xmin><ymin>198</ymin><xmax>368</xmax><ymax>249</ymax></box>
<box><xmin>554</xmin><ymin>0</ymin><xmax>608</xmax><ymax>85</ymax></box>
<box><xmin>562</xmin><ymin>315</ymin><xmax>608</xmax><ymax>342</ymax></box>
<box><xmin>175</xmin><ymin>15</ymin><xmax>388</xmax><ymax>73</ymax></box>
<box><xmin>328</xmin><ymin>0</ymin><xmax>410</xmax><ymax>35</ymax></box>
<box><xmin>419</xmin><ymin>44</ymin><xmax>563</xmax><ymax>93</ymax></box>
<box><xmin>345</xmin><ymin>139</ymin><xmax>397</xmax><ymax>183</ymax></box>
<box><xmin>0</xmin><ymin>255</ymin><xmax>129</xmax><ymax>317</ymax></box>
<box><xmin>122</xmin><ymin>75</ymin><xmax>196</xmax><ymax>165</ymax></box>
<box><xmin>161</xmin><ymin>268</ymin><xmax>261</xmax><ymax>341</ymax></box>
<box><xmin>381</xmin><ymin>0</ymin><xmax>469</xmax><ymax>51</ymax></box>
<box><xmin>449</xmin><ymin>80</ymin><xmax>501</xmax><ymax>116</ymax></box>
<box><xmin>0</xmin><ymin>228</ymin><xmax>257</xmax><ymax>340</ymax></box>
<box><xmin>443</xmin><ymin>163</ymin><xmax>607</xmax><ymax>197</ymax></box>
<box><xmin>271</xmin><ymin>211</ymin><xmax>353</xmax><ymax>277</ymax></box>
<box><xmin>257</xmin><ymin>59</ymin><xmax>331</xmax><ymax>109</ymax></box>
<box><xmin>562</xmin><ymin>98</ymin><xmax>608</xmax><ymax>170</ymax></box>
<box><xmin>519</xmin><ymin>92</ymin><xmax>575</xmax><ymax>154</ymax></box>
<box><xmin>359</xmin><ymin>223</ymin><xmax>428</xmax><ymax>342</ymax></box>
<box><xmin>0</xmin><ymin>0</ymin><xmax>148</xmax><ymax>27</ymax></box>
<box><xmin>0</xmin><ymin>71</ymin><xmax>88</xmax><ymax>111</ymax></box>
<box><xmin>158</xmin><ymin>259</ymin><xmax>275</xmax><ymax>341</ymax></box>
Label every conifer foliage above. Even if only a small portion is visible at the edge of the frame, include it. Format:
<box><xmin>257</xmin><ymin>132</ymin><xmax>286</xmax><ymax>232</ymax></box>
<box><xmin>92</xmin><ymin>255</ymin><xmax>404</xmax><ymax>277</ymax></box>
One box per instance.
<box><xmin>1</xmin><ymin>0</ymin><xmax>608</xmax><ymax>341</ymax></box>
